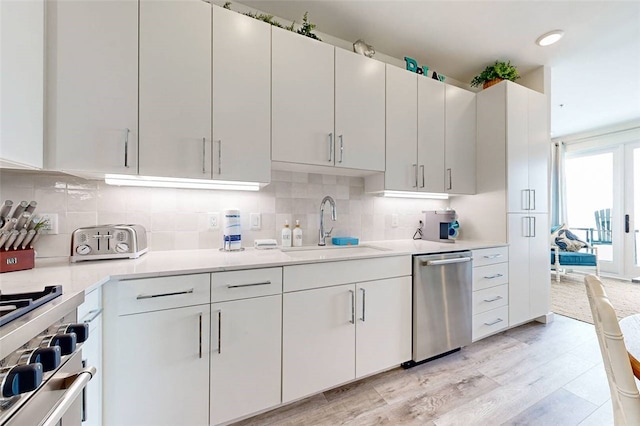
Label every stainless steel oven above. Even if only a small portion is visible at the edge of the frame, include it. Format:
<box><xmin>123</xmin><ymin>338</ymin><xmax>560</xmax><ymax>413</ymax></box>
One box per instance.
<box><xmin>0</xmin><ymin>286</ymin><xmax>95</xmax><ymax>426</ymax></box>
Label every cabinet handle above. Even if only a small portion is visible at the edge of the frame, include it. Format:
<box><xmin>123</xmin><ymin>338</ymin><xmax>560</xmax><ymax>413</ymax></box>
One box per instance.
<box><xmin>521</xmin><ymin>189</ymin><xmax>529</xmax><ymax>210</ymax></box>
<box><xmin>530</xmin><ymin>216</ymin><xmax>536</xmax><ymax>238</ymax></box>
<box><xmin>216</xmin><ymin>139</ymin><xmax>222</xmax><ymax>175</ymax></box>
<box><xmin>80</xmin><ymin>309</ymin><xmax>102</xmax><ymax>324</ymax></box>
<box><xmin>530</xmin><ymin>189</ymin><xmax>536</xmax><ymax>211</ymax></box>
<box><xmin>202</xmin><ymin>137</ymin><xmax>207</xmax><ymax>174</ymax></box>
<box><xmin>349</xmin><ymin>290</ymin><xmax>355</xmax><ymax>324</ymax></box>
<box><xmin>339</xmin><ymin>134</ymin><xmax>344</xmax><ymax>163</ymax></box>
<box><xmin>124</xmin><ymin>128</ymin><xmax>130</xmax><ymax>168</ymax></box>
<box><xmin>484</xmin><ymin>318</ymin><xmax>504</xmax><ymax>326</ymax></box>
<box><xmin>360</xmin><ymin>288</ymin><xmax>366</xmax><ymax>322</ymax></box>
<box><xmin>420</xmin><ymin>165</ymin><xmax>425</xmax><ymax>188</ymax></box>
<box><xmin>412</xmin><ymin>164</ymin><xmax>418</xmax><ymax>188</ymax></box>
<box><xmin>226</xmin><ymin>280</ymin><xmax>271</xmax><ymax>289</ymax></box>
<box><xmin>522</xmin><ymin>217</ymin><xmax>530</xmax><ymax>238</ymax></box>
<box><xmin>447</xmin><ymin>168</ymin><xmax>452</xmax><ymax>190</ymax></box>
<box><xmin>198</xmin><ymin>312</ymin><xmax>203</xmax><ymax>359</ymax></box>
<box><xmin>483</xmin><ymin>273</ymin><xmax>504</xmax><ymax>279</ymax></box>
<box><xmin>483</xmin><ymin>254</ymin><xmax>503</xmax><ymax>259</ymax></box>
<box><xmin>483</xmin><ymin>295</ymin><xmax>503</xmax><ymax>303</ymax></box>
<box><xmin>136</xmin><ymin>288</ymin><xmax>194</xmax><ymax>300</ymax></box>
<box><xmin>215</xmin><ymin>309</ymin><xmax>222</xmax><ymax>354</ymax></box>
<box><xmin>328</xmin><ymin>133</ymin><xmax>334</xmax><ymax>162</ymax></box>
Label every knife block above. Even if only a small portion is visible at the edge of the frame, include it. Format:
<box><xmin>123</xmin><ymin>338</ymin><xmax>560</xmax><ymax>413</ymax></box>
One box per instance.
<box><xmin>0</xmin><ymin>249</ymin><xmax>35</xmax><ymax>273</ymax></box>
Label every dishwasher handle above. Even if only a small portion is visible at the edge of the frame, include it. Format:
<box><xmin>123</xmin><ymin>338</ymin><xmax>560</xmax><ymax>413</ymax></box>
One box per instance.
<box><xmin>420</xmin><ymin>256</ymin><xmax>472</xmax><ymax>266</ymax></box>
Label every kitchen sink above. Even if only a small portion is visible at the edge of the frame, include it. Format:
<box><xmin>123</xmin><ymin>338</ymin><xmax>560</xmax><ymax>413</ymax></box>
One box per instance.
<box><xmin>281</xmin><ymin>245</ymin><xmax>390</xmax><ymax>259</ymax></box>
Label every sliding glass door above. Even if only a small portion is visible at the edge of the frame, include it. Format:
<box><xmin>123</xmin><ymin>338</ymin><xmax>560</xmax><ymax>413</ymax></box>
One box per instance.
<box><xmin>624</xmin><ymin>143</ymin><xmax>640</xmax><ymax>278</ymax></box>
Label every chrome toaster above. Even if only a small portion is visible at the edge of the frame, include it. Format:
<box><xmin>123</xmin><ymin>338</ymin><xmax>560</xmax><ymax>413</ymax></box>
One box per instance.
<box><xmin>70</xmin><ymin>224</ymin><xmax>148</xmax><ymax>262</ymax></box>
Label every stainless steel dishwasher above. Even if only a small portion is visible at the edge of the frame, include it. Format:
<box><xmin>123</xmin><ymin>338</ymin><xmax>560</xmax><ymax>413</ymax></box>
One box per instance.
<box><xmin>403</xmin><ymin>251</ymin><xmax>472</xmax><ymax>367</ymax></box>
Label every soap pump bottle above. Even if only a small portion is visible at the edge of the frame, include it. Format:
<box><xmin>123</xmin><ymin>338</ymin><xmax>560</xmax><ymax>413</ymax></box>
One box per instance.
<box><xmin>281</xmin><ymin>220</ymin><xmax>292</xmax><ymax>247</ymax></box>
<box><xmin>293</xmin><ymin>220</ymin><xmax>303</xmax><ymax>247</ymax></box>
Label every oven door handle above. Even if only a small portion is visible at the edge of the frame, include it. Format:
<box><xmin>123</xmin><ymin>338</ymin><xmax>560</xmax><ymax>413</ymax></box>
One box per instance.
<box><xmin>40</xmin><ymin>366</ymin><xmax>96</xmax><ymax>426</ymax></box>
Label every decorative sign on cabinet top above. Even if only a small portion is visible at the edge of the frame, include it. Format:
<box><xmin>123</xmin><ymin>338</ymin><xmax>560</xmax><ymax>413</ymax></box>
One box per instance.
<box><xmin>404</xmin><ymin>56</ymin><xmax>446</xmax><ymax>82</ymax></box>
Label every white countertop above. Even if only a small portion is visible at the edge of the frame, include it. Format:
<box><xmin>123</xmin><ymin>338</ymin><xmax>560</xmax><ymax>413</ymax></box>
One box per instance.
<box><xmin>0</xmin><ymin>239</ymin><xmax>506</xmax><ymax>297</ymax></box>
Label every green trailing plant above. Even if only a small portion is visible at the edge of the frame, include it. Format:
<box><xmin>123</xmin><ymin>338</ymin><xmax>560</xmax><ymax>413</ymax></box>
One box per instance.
<box><xmin>223</xmin><ymin>3</ymin><xmax>319</xmax><ymax>40</ymax></box>
<box><xmin>222</xmin><ymin>2</ymin><xmax>231</xmax><ymax>9</ymax></box>
<box><xmin>297</xmin><ymin>12</ymin><xmax>321</xmax><ymax>41</ymax></box>
<box><xmin>470</xmin><ymin>60</ymin><xmax>520</xmax><ymax>88</ymax></box>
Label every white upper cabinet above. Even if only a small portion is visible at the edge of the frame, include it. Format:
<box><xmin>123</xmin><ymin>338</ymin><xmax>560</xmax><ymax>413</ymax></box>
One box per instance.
<box><xmin>418</xmin><ymin>77</ymin><xmax>446</xmax><ymax>193</ymax></box>
<box><xmin>445</xmin><ymin>84</ymin><xmax>476</xmax><ymax>195</ymax></box>
<box><xmin>212</xmin><ymin>7</ymin><xmax>270</xmax><ymax>183</ymax></box>
<box><xmin>139</xmin><ymin>0</ymin><xmax>212</xmax><ymax>179</ymax></box>
<box><xmin>272</xmin><ymin>26</ymin><xmax>335</xmax><ymax>167</ymax></box>
<box><xmin>1</xmin><ymin>0</ymin><xmax>44</xmax><ymax>169</ymax></box>
<box><xmin>334</xmin><ymin>48</ymin><xmax>386</xmax><ymax>171</ymax></box>
<box><xmin>384</xmin><ymin>64</ymin><xmax>418</xmax><ymax>191</ymax></box>
<box><xmin>44</xmin><ymin>0</ymin><xmax>137</xmax><ymax>175</ymax></box>
<box><xmin>527</xmin><ymin>90</ymin><xmax>549</xmax><ymax>213</ymax></box>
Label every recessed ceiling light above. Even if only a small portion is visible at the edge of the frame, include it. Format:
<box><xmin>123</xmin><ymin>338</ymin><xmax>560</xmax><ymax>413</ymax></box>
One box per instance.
<box><xmin>536</xmin><ymin>30</ymin><xmax>564</xmax><ymax>46</ymax></box>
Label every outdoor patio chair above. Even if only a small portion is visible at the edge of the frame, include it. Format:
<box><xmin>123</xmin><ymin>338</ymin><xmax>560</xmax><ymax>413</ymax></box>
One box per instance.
<box><xmin>551</xmin><ymin>224</ymin><xmax>599</xmax><ymax>282</ymax></box>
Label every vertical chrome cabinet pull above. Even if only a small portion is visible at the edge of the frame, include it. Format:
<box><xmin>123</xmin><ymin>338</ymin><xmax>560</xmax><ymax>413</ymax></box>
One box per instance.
<box><xmin>360</xmin><ymin>288</ymin><xmax>366</xmax><ymax>322</ymax></box>
<box><xmin>349</xmin><ymin>290</ymin><xmax>355</xmax><ymax>324</ymax></box>
<box><xmin>124</xmin><ymin>128</ymin><xmax>130</xmax><ymax>168</ymax></box>
<box><xmin>521</xmin><ymin>189</ymin><xmax>529</xmax><ymax>210</ymax></box>
<box><xmin>217</xmin><ymin>139</ymin><xmax>222</xmax><ymax>175</ymax></box>
<box><xmin>339</xmin><ymin>134</ymin><xmax>344</xmax><ymax>163</ymax></box>
<box><xmin>530</xmin><ymin>189</ymin><xmax>536</xmax><ymax>211</ymax></box>
<box><xmin>198</xmin><ymin>312</ymin><xmax>203</xmax><ymax>359</ymax></box>
<box><xmin>447</xmin><ymin>168</ymin><xmax>452</xmax><ymax>190</ymax></box>
<box><xmin>202</xmin><ymin>137</ymin><xmax>206</xmax><ymax>174</ymax></box>
<box><xmin>215</xmin><ymin>309</ymin><xmax>222</xmax><ymax>354</ymax></box>
<box><xmin>328</xmin><ymin>133</ymin><xmax>334</xmax><ymax>162</ymax></box>
<box><xmin>420</xmin><ymin>165</ymin><xmax>425</xmax><ymax>188</ymax></box>
<box><xmin>522</xmin><ymin>216</ymin><xmax>529</xmax><ymax>237</ymax></box>
<box><xmin>412</xmin><ymin>164</ymin><xmax>418</xmax><ymax>188</ymax></box>
<box><xmin>530</xmin><ymin>216</ymin><xmax>536</xmax><ymax>237</ymax></box>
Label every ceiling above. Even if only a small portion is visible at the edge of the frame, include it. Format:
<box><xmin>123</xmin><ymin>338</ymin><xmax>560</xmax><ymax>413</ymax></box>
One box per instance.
<box><xmin>240</xmin><ymin>0</ymin><xmax>640</xmax><ymax>138</ymax></box>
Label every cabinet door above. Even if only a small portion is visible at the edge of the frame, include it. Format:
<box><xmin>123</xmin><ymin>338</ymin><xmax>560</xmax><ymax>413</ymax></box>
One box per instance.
<box><xmin>1</xmin><ymin>0</ymin><xmax>43</xmax><ymax>169</ymax></box>
<box><xmin>355</xmin><ymin>277</ymin><xmax>411</xmax><ymax>378</ymax></box>
<box><xmin>45</xmin><ymin>0</ymin><xmax>137</xmax><ymax>175</ymax></box>
<box><xmin>213</xmin><ymin>7</ymin><xmax>270</xmax><ymax>183</ymax></box>
<box><xmin>107</xmin><ymin>305</ymin><xmax>210</xmax><ymax>426</ymax></box>
<box><xmin>334</xmin><ymin>48</ymin><xmax>385</xmax><ymax>171</ymax></box>
<box><xmin>282</xmin><ymin>285</ymin><xmax>355</xmax><ymax>403</ymax></box>
<box><xmin>385</xmin><ymin>65</ymin><xmax>418</xmax><ymax>191</ymax></box>
<box><xmin>506</xmin><ymin>82</ymin><xmax>530</xmax><ymax>212</ymax></box>
<box><xmin>272</xmin><ymin>27</ymin><xmax>334</xmax><ymax>166</ymax></box>
<box><xmin>211</xmin><ymin>295</ymin><xmax>281</xmax><ymax>425</ymax></box>
<box><xmin>418</xmin><ymin>77</ymin><xmax>445</xmax><ymax>193</ymax></box>
<box><xmin>139</xmin><ymin>0</ymin><xmax>212</xmax><ymax>179</ymax></box>
<box><xmin>527</xmin><ymin>90</ymin><xmax>549</xmax><ymax>213</ymax></box>
<box><xmin>529</xmin><ymin>213</ymin><xmax>550</xmax><ymax>319</ymax></box>
<box><xmin>508</xmin><ymin>213</ymin><xmax>531</xmax><ymax>326</ymax></box>
<box><xmin>445</xmin><ymin>84</ymin><xmax>476</xmax><ymax>194</ymax></box>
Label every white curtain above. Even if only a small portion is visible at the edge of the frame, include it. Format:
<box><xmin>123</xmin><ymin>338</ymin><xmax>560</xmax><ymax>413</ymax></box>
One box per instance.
<box><xmin>551</xmin><ymin>141</ymin><xmax>567</xmax><ymax>226</ymax></box>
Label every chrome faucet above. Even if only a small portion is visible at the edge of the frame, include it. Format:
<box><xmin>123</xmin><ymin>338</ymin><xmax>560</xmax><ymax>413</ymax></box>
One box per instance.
<box><xmin>318</xmin><ymin>196</ymin><xmax>337</xmax><ymax>246</ymax></box>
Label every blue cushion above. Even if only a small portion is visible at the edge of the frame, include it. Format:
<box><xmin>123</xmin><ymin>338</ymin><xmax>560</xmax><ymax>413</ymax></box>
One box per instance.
<box><xmin>550</xmin><ymin>224</ymin><xmax>563</xmax><ymax>234</ymax></box>
<box><xmin>550</xmin><ymin>250</ymin><xmax>597</xmax><ymax>266</ymax></box>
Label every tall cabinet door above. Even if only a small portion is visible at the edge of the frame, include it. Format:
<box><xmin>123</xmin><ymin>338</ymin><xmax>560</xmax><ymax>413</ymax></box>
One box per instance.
<box><xmin>282</xmin><ymin>284</ymin><xmax>355</xmax><ymax>403</ymax></box>
<box><xmin>272</xmin><ymin>27</ymin><xmax>334</xmax><ymax>166</ymax></box>
<box><xmin>355</xmin><ymin>277</ymin><xmax>412</xmax><ymax>378</ymax></box>
<box><xmin>445</xmin><ymin>84</ymin><xmax>476</xmax><ymax>195</ymax></box>
<box><xmin>139</xmin><ymin>0</ymin><xmax>212</xmax><ymax>179</ymax></box>
<box><xmin>45</xmin><ymin>0</ymin><xmax>137</xmax><ymax>174</ymax></box>
<box><xmin>213</xmin><ymin>7</ymin><xmax>270</xmax><ymax>183</ymax></box>
<box><xmin>334</xmin><ymin>48</ymin><xmax>386</xmax><ymax>171</ymax></box>
<box><xmin>385</xmin><ymin>65</ymin><xmax>418</xmax><ymax>191</ymax></box>
<box><xmin>527</xmin><ymin>90</ymin><xmax>549</xmax><ymax>213</ymax></box>
<box><xmin>506</xmin><ymin>82</ymin><xmax>530</xmax><ymax>212</ymax></box>
<box><xmin>108</xmin><ymin>305</ymin><xmax>210</xmax><ymax>426</ymax></box>
<box><xmin>529</xmin><ymin>213</ymin><xmax>550</xmax><ymax>318</ymax></box>
<box><xmin>211</xmin><ymin>295</ymin><xmax>281</xmax><ymax>425</ymax></box>
<box><xmin>418</xmin><ymin>77</ymin><xmax>445</xmax><ymax>193</ymax></box>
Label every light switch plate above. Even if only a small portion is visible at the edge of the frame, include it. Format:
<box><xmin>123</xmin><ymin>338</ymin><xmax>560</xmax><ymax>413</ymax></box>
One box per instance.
<box><xmin>250</xmin><ymin>213</ymin><xmax>261</xmax><ymax>230</ymax></box>
<box><xmin>391</xmin><ymin>214</ymin><xmax>399</xmax><ymax>228</ymax></box>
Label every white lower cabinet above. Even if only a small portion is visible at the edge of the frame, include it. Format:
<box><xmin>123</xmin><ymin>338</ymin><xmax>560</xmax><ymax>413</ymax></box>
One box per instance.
<box><xmin>471</xmin><ymin>247</ymin><xmax>510</xmax><ymax>341</ymax></box>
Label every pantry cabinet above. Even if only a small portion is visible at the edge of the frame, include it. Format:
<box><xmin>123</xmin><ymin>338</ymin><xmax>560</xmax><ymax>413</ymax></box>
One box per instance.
<box><xmin>212</xmin><ymin>7</ymin><xmax>271</xmax><ymax>183</ymax></box>
<box><xmin>139</xmin><ymin>0</ymin><xmax>212</xmax><ymax>179</ymax></box>
<box><xmin>1</xmin><ymin>0</ymin><xmax>44</xmax><ymax>169</ymax></box>
<box><xmin>44</xmin><ymin>0</ymin><xmax>138</xmax><ymax>175</ymax></box>
<box><xmin>445</xmin><ymin>84</ymin><xmax>476</xmax><ymax>195</ymax></box>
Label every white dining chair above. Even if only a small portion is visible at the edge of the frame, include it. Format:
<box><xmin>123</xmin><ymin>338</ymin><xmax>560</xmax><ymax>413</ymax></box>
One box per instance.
<box><xmin>584</xmin><ymin>274</ymin><xmax>640</xmax><ymax>425</ymax></box>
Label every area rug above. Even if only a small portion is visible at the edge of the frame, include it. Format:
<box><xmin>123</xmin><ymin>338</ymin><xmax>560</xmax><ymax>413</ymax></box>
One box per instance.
<box><xmin>550</xmin><ymin>273</ymin><xmax>640</xmax><ymax>324</ymax></box>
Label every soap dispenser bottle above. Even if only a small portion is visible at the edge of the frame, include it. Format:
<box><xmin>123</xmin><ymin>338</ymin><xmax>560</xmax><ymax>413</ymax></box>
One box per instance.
<box><xmin>281</xmin><ymin>220</ymin><xmax>292</xmax><ymax>247</ymax></box>
<box><xmin>293</xmin><ymin>220</ymin><xmax>303</xmax><ymax>247</ymax></box>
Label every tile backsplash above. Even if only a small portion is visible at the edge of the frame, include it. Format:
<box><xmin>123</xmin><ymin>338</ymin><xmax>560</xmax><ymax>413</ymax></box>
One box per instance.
<box><xmin>0</xmin><ymin>170</ymin><xmax>448</xmax><ymax>257</ymax></box>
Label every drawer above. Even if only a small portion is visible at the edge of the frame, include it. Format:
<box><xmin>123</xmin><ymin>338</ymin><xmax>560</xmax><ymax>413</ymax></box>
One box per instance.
<box><xmin>473</xmin><ymin>262</ymin><xmax>509</xmax><ymax>291</ymax></box>
<box><xmin>472</xmin><ymin>284</ymin><xmax>508</xmax><ymax>315</ymax></box>
<box><xmin>283</xmin><ymin>256</ymin><xmax>411</xmax><ymax>292</ymax></box>
<box><xmin>116</xmin><ymin>274</ymin><xmax>210</xmax><ymax>316</ymax></box>
<box><xmin>78</xmin><ymin>287</ymin><xmax>102</xmax><ymax>331</ymax></box>
<box><xmin>472</xmin><ymin>305</ymin><xmax>509</xmax><ymax>341</ymax></box>
<box><xmin>472</xmin><ymin>246</ymin><xmax>509</xmax><ymax>267</ymax></box>
<box><xmin>212</xmin><ymin>268</ymin><xmax>282</xmax><ymax>302</ymax></box>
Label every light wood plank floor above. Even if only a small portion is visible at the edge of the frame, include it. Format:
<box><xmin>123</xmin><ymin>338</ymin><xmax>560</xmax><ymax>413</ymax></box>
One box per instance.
<box><xmin>233</xmin><ymin>315</ymin><xmax>615</xmax><ymax>425</ymax></box>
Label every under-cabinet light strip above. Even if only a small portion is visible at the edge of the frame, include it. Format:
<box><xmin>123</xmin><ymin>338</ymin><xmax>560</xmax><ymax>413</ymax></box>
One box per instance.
<box><xmin>104</xmin><ymin>174</ymin><xmax>260</xmax><ymax>191</ymax></box>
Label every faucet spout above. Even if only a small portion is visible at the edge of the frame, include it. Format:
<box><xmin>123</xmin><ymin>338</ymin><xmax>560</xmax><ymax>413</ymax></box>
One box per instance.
<box><xmin>319</xmin><ymin>196</ymin><xmax>337</xmax><ymax>246</ymax></box>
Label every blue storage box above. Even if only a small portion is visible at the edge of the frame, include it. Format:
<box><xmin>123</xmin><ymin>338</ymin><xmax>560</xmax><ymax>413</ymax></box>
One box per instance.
<box><xmin>332</xmin><ymin>237</ymin><xmax>359</xmax><ymax>246</ymax></box>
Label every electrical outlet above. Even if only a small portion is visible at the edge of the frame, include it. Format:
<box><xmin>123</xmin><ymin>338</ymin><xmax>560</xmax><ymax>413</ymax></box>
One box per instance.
<box><xmin>36</xmin><ymin>213</ymin><xmax>59</xmax><ymax>235</ymax></box>
<box><xmin>391</xmin><ymin>214</ymin><xmax>399</xmax><ymax>228</ymax></box>
<box><xmin>250</xmin><ymin>213</ymin><xmax>261</xmax><ymax>230</ymax></box>
<box><xmin>207</xmin><ymin>212</ymin><xmax>220</xmax><ymax>230</ymax></box>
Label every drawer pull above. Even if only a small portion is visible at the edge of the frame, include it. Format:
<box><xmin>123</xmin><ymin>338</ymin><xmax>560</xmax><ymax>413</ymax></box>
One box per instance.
<box><xmin>483</xmin><ymin>273</ymin><xmax>504</xmax><ymax>279</ymax></box>
<box><xmin>483</xmin><ymin>296</ymin><xmax>503</xmax><ymax>303</ymax></box>
<box><xmin>80</xmin><ymin>309</ymin><xmax>102</xmax><ymax>324</ymax></box>
<box><xmin>136</xmin><ymin>288</ymin><xmax>194</xmax><ymax>300</ymax></box>
<box><xmin>226</xmin><ymin>281</ymin><xmax>271</xmax><ymax>289</ymax></box>
<box><xmin>483</xmin><ymin>254</ymin><xmax>503</xmax><ymax>259</ymax></box>
<box><xmin>484</xmin><ymin>318</ymin><xmax>504</xmax><ymax>326</ymax></box>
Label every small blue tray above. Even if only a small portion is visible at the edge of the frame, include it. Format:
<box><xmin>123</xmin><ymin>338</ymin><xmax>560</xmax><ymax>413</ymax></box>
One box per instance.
<box><xmin>332</xmin><ymin>237</ymin><xmax>359</xmax><ymax>246</ymax></box>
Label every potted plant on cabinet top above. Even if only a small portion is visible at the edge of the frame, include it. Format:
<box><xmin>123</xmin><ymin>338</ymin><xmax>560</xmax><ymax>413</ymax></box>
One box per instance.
<box><xmin>470</xmin><ymin>60</ymin><xmax>520</xmax><ymax>89</ymax></box>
